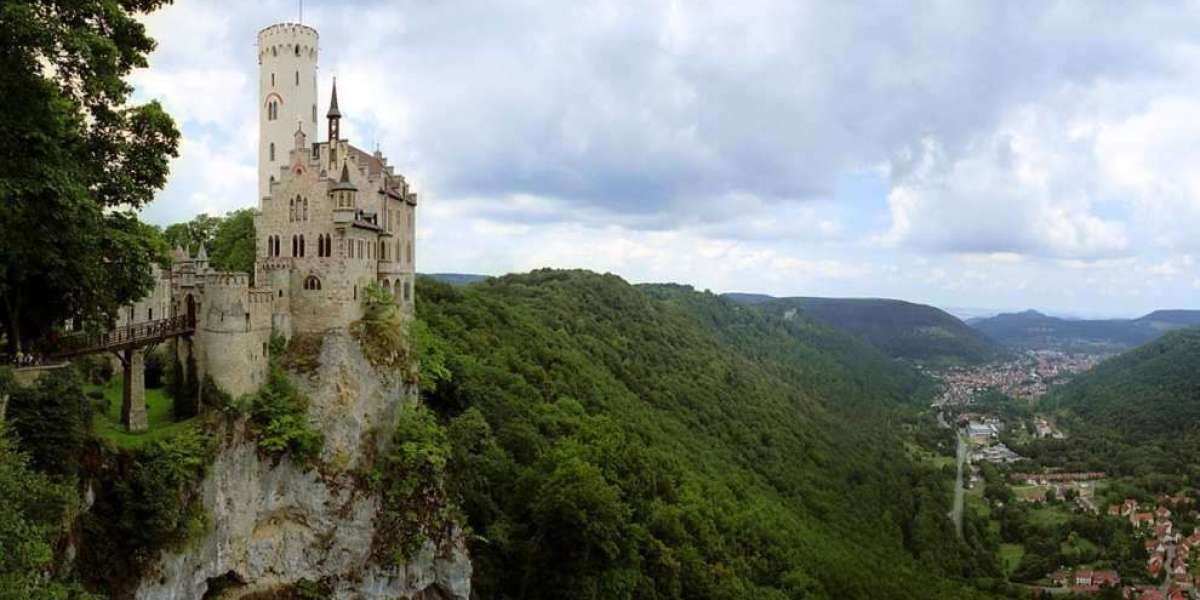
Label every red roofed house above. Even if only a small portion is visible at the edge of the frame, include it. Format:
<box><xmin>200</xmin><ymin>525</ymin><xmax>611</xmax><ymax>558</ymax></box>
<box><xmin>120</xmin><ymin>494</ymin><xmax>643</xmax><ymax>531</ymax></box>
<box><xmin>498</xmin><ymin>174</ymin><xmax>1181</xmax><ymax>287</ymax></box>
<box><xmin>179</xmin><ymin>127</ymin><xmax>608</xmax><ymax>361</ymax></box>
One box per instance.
<box><xmin>1092</xmin><ymin>570</ymin><xmax>1119</xmax><ymax>587</ymax></box>
<box><xmin>1133</xmin><ymin>512</ymin><xmax>1155</xmax><ymax>528</ymax></box>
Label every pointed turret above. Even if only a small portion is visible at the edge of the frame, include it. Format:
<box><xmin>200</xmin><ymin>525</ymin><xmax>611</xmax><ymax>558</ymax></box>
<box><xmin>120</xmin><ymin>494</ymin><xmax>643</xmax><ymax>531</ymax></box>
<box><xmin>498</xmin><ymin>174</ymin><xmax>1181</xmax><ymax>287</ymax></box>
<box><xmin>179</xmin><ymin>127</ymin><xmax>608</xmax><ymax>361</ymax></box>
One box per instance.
<box><xmin>196</xmin><ymin>244</ymin><xmax>209</xmax><ymax>262</ymax></box>
<box><xmin>327</xmin><ymin>78</ymin><xmax>341</xmax><ymax>119</ymax></box>
<box><xmin>327</xmin><ymin>78</ymin><xmax>342</xmax><ymax>145</ymax></box>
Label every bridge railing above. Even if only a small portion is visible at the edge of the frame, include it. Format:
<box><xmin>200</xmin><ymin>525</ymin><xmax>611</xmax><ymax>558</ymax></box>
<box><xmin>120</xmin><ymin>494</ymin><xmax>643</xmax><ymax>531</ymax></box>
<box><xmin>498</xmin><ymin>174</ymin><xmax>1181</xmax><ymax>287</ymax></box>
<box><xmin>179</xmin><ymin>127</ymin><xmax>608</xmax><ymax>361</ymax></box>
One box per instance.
<box><xmin>51</xmin><ymin>315</ymin><xmax>195</xmax><ymax>358</ymax></box>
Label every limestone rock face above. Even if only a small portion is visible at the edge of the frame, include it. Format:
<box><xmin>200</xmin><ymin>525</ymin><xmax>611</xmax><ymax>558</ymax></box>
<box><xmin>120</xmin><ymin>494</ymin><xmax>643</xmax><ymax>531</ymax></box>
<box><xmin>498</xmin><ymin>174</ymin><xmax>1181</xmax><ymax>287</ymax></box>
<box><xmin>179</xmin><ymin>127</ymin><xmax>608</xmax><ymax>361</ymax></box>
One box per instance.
<box><xmin>133</xmin><ymin>331</ymin><xmax>470</xmax><ymax>600</ymax></box>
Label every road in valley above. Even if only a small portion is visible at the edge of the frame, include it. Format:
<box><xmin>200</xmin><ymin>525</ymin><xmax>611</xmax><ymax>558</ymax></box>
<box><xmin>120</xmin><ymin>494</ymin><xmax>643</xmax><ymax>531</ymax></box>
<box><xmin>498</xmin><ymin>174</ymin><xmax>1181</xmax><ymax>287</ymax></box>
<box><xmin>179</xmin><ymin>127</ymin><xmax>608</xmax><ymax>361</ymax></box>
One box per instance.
<box><xmin>950</xmin><ymin>431</ymin><xmax>967</xmax><ymax>538</ymax></box>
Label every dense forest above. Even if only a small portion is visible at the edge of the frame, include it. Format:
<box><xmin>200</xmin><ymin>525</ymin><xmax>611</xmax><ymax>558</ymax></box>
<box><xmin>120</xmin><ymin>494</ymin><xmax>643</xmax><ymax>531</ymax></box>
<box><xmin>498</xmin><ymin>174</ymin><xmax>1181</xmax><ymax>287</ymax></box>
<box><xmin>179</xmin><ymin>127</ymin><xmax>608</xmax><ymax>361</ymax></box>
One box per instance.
<box><xmin>415</xmin><ymin>271</ymin><xmax>1009</xmax><ymax>598</ymax></box>
<box><xmin>732</xmin><ymin>296</ymin><xmax>1004</xmax><ymax>366</ymax></box>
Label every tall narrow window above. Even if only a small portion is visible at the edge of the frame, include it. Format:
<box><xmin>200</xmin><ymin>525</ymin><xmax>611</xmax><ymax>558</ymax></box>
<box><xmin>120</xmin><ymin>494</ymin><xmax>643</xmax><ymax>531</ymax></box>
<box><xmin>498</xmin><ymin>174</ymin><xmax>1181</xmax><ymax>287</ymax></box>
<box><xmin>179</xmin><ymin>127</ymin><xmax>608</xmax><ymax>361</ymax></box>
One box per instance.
<box><xmin>303</xmin><ymin>198</ymin><xmax>308</xmax><ymax>221</ymax></box>
<box><xmin>299</xmin><ymin>235</ymin><xmax>305</xmax><ymax>257</ymax></box>
<box><xmin>270</xmin><ymin>142</ymin><xmax>275</xmax><ymax>161</ymax></box>
<box><xmin>295</xmin><ymin>70</ymin><xmax>299</xmax><ymax>85</ymax></box>
<box><xmin>406</xmin><ymin>242</ymin><xmax>413</xmax><ymax>264</ymax></box>
<box><xmin>403</xmin><ymin>281</ymin><xmax>411</xmax><ymax>302</ymax></box>
<box><xmin>292</xmin><ymin>235</ymin><xmax>298</xmax><ymax>257</ymax></box>
<box><xmin>271</xmin><ymin>73</ymin><xmax>275</xmax><ymax>87</ymax></box>
<box><xmin>289</xmin><ymin>198</ymin><xmax>294</xmax><ymax>222</ymax></box>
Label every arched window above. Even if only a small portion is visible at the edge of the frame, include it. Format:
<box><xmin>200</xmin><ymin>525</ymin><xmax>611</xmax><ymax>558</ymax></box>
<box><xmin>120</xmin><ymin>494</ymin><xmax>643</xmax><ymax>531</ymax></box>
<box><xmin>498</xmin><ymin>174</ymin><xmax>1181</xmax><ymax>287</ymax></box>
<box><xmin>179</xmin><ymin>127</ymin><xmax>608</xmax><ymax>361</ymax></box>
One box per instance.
<box><xmin>299</xmin><ymin>234</ymin><xmax>305</xmax><ymax>257</ymax></box>
<box><xmin>288</xmin><ymin>198</ymin><xmax>294</xmax><ymax>222</ymax></box>
<box><xmin>295</xmin><ymin>70</ymin><xmax>299</xmax><ymax>84</ymax></box>
<box><xmin>303</xmin><ymin>275</ymin><xmax>321</xmax><ymax>290</ymax></box>
<box><xmin>393</xmin><ymin>280</ymin><xmax>401</xmax><ymax>299</ymax></box>
<box><xmin>294</xmin><ymin>45</ymin><xmax>300</xmax><ymax>57</ymax></box>
<box><xmin>403</xmin><ymin>281</ymin><xmax>411</xmax><ymax>302</ymax></box>
<box><xmin>302</xmin><ymin>198</ymin><xmax>308</xmax><ymax>221</ymax></box>
<box><xmin>292</xmin><ymin>235</ymin><xmax>298</xmax><ymax>257</ymax></box>
<box><xmin>406</xmin><ymin>242</ymin><xmax>413</xmax><ymax>264</ymax></box>
<box><xmin>270</xmin><ymin>142</ymin><xmax>275</xmax><ymax>161</ymax></box>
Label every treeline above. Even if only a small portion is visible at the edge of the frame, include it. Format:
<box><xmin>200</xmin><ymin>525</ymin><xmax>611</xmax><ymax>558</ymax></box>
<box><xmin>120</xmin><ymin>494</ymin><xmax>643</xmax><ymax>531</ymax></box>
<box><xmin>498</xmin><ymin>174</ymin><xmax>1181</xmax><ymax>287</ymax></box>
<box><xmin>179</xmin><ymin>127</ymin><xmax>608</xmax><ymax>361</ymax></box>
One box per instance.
<box><xmin>416</xmin><ymin>270</ymin><xmax>1009</xmax><ymax>599</ymax></box>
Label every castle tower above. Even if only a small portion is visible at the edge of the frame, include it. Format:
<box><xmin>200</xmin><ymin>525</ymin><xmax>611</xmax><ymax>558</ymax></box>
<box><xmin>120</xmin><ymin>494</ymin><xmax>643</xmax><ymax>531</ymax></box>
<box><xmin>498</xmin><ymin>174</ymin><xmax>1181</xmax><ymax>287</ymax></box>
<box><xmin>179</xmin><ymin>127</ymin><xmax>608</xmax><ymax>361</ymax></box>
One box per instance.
<box><xmin>257</xmin><ymin>23</ymin><xmax>319</xmax><ymax>203</ymax></box>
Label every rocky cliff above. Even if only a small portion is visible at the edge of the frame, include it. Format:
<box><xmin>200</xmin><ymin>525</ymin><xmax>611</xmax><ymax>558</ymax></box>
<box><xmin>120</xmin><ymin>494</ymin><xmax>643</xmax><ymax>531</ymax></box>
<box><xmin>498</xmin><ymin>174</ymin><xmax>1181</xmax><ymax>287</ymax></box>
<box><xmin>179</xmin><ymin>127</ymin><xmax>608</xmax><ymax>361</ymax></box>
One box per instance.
<box><xmin>133</xmin><ymin>331</ymin><xmax>471</xmax><ymax>600</ymax></box>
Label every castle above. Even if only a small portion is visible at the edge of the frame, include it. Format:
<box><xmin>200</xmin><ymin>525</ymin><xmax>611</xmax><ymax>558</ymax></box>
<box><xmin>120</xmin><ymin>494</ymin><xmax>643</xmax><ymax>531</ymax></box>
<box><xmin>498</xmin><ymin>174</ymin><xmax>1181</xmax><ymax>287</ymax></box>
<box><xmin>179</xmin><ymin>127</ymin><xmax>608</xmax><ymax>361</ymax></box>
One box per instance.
<box><xmin>123</xmin><ymin>22</ymin><xmax>418</xmax><ymax>403</ymax></box>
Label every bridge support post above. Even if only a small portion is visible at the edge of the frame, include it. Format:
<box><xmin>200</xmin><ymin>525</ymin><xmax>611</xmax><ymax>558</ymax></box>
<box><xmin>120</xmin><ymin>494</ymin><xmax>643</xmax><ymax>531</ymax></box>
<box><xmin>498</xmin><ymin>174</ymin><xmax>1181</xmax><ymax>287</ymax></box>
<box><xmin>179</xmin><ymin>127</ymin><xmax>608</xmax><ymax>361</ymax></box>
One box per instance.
<box><xmin>121</xmin><ymin>348</ymin><xmax>148</xmax><ymax>432</ymax></box>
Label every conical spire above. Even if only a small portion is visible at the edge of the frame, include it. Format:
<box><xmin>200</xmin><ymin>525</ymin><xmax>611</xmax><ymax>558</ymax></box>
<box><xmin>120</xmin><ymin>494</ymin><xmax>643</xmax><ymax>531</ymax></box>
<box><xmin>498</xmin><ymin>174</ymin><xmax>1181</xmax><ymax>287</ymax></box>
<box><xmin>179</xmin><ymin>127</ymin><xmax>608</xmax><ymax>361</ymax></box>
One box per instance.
<box><xmin>326</xmin><ymin>78</ymin><xmax>341</xmax><ymax>119</ymax></box>
<box><xmin>331</xmin><ymin>161</ymin><xmax>358</xmax><ymax>191</ymax></box>
<box><xmin>196</xmin><ymin>243</ymin><xmax>209</xmax><ymax>261</ymax></box>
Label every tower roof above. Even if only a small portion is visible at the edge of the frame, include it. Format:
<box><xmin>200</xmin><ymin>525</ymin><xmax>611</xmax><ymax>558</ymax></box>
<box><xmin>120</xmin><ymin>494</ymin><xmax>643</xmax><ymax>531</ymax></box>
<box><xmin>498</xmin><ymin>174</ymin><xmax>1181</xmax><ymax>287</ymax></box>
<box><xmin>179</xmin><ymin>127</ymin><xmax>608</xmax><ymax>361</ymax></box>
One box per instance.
<box><xmin>196</xmin><ymin>244</ymin><xmax>209</xmax><ymax>261</ymax></box>
<box><xmin>330</xmin><ymin>162</ymin><xmax>357</xmax><ymax>191</ymax></box>
<box><xmin>326</xmin><ymin>78</ymin><xmax>341</xmax><ymax>119</ymax></box>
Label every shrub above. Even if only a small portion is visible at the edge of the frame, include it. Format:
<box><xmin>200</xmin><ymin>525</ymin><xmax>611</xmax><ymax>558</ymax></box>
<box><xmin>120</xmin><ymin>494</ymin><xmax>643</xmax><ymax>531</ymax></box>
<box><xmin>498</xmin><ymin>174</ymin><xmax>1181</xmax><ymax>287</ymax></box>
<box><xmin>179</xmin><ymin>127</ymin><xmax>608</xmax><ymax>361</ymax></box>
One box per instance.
<box><xmin>249</xmin><ymin>366</ymin><xmax>323</xmax><ymax>464</ymax></box>
<box><xmin>0</xmin><ymin>425</ymin><xmax>97</xmax><ymax>599</ymax></box>
<box><xmin>372</xmin><ymin>404</ymin><xmax>457</xmax><ymax>563</ymax></box>
<box><xmin>78</xmin><ymin>427</ymin><xmax>215</xmax><ymax>593</ymax></box>
<box><xmin>6</xmin><ymin>368</ymin><xmax>92</xmax><ymax>478</ymax></box>
<box><xmin>279</xmin><ymin>333</ymin><xmax>322</xmax><ymax>374</ymax></box>
<box><xmin>73</xmin><ymin>354</ymin><xmax>114</xmax><ymax>385</ymax></box>
<box><xmin>350</xmin><ymin>283</ymin><xmax>415</xmax><ymax>377</ymax></box>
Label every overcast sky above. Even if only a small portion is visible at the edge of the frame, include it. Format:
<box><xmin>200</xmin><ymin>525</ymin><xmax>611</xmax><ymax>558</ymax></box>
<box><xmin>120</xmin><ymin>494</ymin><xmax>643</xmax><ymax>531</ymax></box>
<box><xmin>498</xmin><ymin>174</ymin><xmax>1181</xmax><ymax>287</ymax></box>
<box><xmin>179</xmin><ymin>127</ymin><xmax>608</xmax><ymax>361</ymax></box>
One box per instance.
<box><xmin>132</xmin><ymin>1</ymin><xmax>1200</xmax><ymax>317</ymax></box>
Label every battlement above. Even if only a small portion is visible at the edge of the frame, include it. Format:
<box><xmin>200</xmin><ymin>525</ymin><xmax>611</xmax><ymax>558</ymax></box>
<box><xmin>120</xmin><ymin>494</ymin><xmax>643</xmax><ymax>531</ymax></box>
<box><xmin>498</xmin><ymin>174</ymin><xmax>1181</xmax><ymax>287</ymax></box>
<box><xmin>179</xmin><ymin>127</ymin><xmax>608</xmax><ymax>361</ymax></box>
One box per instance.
<box><xmin>257</xmin><ymin>22</ymin><xmax>319</xmax><ymax>45</ymax></box>
<box><xmin>249</xmin><ymin>289</ymin><xmax>275</xmax><ymax>304</ymax></box>
<box><xmin>205</xmin><ymin>272</ymin><xmax>251</xmax><ymax>288</ymax></box>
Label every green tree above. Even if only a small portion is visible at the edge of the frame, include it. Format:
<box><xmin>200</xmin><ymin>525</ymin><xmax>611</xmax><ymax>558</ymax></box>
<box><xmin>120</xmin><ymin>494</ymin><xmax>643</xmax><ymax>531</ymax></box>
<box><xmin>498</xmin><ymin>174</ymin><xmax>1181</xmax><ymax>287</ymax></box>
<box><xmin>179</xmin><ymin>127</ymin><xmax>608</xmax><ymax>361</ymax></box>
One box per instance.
<box><xmin>0</xmin><ymin>0</ymin><xmax>179</xmax><ymax>352</ymax></box>
<box><xmin>163</xmin><ymin>213</ymin><xmax>223</xmax><ymax>255</ymax></box>
<box><xmin>208</xmin><ymin>209</ymin><xmax>257</xmax><ymax>275</ymax></box>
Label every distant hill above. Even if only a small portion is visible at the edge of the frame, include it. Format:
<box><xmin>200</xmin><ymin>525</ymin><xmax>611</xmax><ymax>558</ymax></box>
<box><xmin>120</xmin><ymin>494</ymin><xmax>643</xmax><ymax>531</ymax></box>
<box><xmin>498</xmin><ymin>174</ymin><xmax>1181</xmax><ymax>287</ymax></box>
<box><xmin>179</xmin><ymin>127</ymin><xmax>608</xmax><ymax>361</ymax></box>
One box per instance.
<box><xmin>423</xmin><ymin>272</ymin><xmax>490</xmax><ymax>286</ymax></box>
<box><xmin>729</xmin><ymin>295</ymin><xmax>1005</xmax><ymax>366</ymax></box>
<box><xmin>721</xmin><ymin>292</ymin><xmax>776</xmax><ymax>305</ymax></box>
<box><xmin>970</xmin><ymin>309</ymin><xmax>1200</xmax><ymax>352</ymax></box>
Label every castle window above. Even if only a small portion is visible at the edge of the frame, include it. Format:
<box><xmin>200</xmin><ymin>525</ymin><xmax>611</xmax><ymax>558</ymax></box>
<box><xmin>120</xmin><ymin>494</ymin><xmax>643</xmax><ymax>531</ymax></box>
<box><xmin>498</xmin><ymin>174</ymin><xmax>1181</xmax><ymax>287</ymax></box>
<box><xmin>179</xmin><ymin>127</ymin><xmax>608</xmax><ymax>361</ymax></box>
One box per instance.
<box><xmin>271</xmin><ymin>73</ymin><xmax>275</xmax><ymax>87</ymax></box>
<box><xmin>353</xmin><ymin>285</ymin><xmax>357</xmax><ymax>300</ymax></box>
<box><xmin>403</xmin><ymin>281</ymin><xmax>411</xmax><ymax>302</ymax></box>
<box><xmin>270</xmin><ymin>142</ymin><xmax>275</xmax><ymax>161</ymax></box>
<box><xmin>292</xmin><ymin>235</ymin><xmax>298</xmax><ymax>257</ymax></box>
<box><xmin>148</xmin><ymin>307</ymin><xmax>153</xmax><ymax>320</ymax></box>
<box><xmin>304</xmin><ymin>275</ymin><xmax>321</xmax><ymax>290</ymax></box>
<box><xmin>272</xmin><ymin>46</ymin><xmax>277</xmax><ymax>57</ymax></box>
<box><xmin>289</xmin><ymin>198</ymin><xmax>294</xmax><ymax>222</ymax></box>
<box><xmin>303</xmin><ymin>197</ymin><xmax>308</xmax><ymax>221</ymax></box>
<box><xmin>294</xmin><ymin>45</ymin><xmax>300</xmax><ymax>57</ymax></box>
<box><xmin>406</xmin><ymin>242</ymin><xmax>413</xmax><ymax>264</ymax></box>
<box><xmin>295</xmin><ymin>70</ymin><xmax>299</xmax><ymax>85</ymax></box>
<box><xmin>263</xmin><ymin>342</ymin><xmax>268</xmax><ymax>357</ymax></box>
<box><xmin>312</xmin><ymin>104</ymin><xmax>317</xmax><ymax>123</ymax></box>
<box><xmin>299</xmin><ymin>234</ymin><xmax>305</xmax><ymax>257</ymax></box>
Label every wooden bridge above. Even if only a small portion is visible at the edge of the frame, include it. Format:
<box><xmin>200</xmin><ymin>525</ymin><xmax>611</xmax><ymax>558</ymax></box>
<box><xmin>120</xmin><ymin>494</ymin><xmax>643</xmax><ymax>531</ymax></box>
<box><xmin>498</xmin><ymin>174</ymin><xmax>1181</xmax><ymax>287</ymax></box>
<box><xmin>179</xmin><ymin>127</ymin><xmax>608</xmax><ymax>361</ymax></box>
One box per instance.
<box><xmin>49</xmin><ymin>314</ymin><xmax>196</xmax><ymax>433</ymax></box>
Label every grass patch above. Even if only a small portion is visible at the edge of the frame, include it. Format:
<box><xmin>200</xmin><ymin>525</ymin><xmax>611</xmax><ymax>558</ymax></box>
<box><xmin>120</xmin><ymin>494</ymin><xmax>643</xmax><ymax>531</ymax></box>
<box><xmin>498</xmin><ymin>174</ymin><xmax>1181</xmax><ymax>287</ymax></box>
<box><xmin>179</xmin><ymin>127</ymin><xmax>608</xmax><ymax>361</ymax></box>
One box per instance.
<box><xmin>88</xmin><ymin>378</ymin><xmax>198</xmax><ymax>450</ymax></box>
<box><xmin>1029</xmin><ymin>505</ymin><xmax>1072</xmax><ymax>528</ymax></box>
<box><xmin>999</xmin><ymin>543</ymin><xmax>1025</xmax><ymax>577</ymax></box>
<box><xmin>904</xmin><ymin>441</ymin><xmax>956</xmax><ymax>470</ymax></box>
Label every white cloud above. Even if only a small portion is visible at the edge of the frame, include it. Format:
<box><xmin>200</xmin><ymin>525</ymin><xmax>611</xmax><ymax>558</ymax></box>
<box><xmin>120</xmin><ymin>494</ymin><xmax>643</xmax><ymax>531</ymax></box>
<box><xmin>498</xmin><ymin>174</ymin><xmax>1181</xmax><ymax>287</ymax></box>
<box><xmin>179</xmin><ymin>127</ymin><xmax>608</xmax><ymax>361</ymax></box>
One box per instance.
<box><xmin>128</xmin><ymin>1</ymin><xmax>1200</xmax><ymax>313</ymax></box>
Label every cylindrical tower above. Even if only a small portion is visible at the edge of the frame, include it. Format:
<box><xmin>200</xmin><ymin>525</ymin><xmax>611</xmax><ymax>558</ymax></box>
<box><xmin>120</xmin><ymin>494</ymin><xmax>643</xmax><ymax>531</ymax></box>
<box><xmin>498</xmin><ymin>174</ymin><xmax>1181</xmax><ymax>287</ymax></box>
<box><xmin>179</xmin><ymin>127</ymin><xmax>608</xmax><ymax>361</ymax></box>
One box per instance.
<box><xmin>257</xmin><ymin>23</ymin><xmax>319</xmax><ymax>203</ymax></box>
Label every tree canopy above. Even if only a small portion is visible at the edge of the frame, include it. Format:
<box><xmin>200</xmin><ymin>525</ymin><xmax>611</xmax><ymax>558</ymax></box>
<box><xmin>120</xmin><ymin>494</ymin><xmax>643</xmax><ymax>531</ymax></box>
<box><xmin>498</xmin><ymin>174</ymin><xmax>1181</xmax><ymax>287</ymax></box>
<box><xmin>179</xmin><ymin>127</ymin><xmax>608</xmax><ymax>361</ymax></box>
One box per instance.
<box><xmin>0</xmin><ymin>0</ymin><xmax>180</xmax><ymax>352</ymax></box>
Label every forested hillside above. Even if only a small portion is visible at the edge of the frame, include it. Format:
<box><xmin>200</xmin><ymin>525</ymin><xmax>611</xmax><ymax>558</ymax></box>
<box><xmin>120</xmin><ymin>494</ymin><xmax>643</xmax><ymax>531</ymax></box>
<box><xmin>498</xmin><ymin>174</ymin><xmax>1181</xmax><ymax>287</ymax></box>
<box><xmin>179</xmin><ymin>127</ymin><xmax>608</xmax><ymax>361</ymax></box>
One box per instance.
<box><xmin>417</xmin><ymin>270</ymin><xmax>1006</xmax><ymax>599</ymax></box>
<box><xmin>1023</xmin><ymin>327</ymin><xmax>1200</xmax><ymax>477</ymax></box>
<box><xmin>734</xmin><ymin>296</ymin><xmax>1003</xmax><ymax>366</ymax></box>
<box><xmin>970</xmin><ymin>309</ymin><xmax>1200</xmax><ymax>353</ymax></box>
